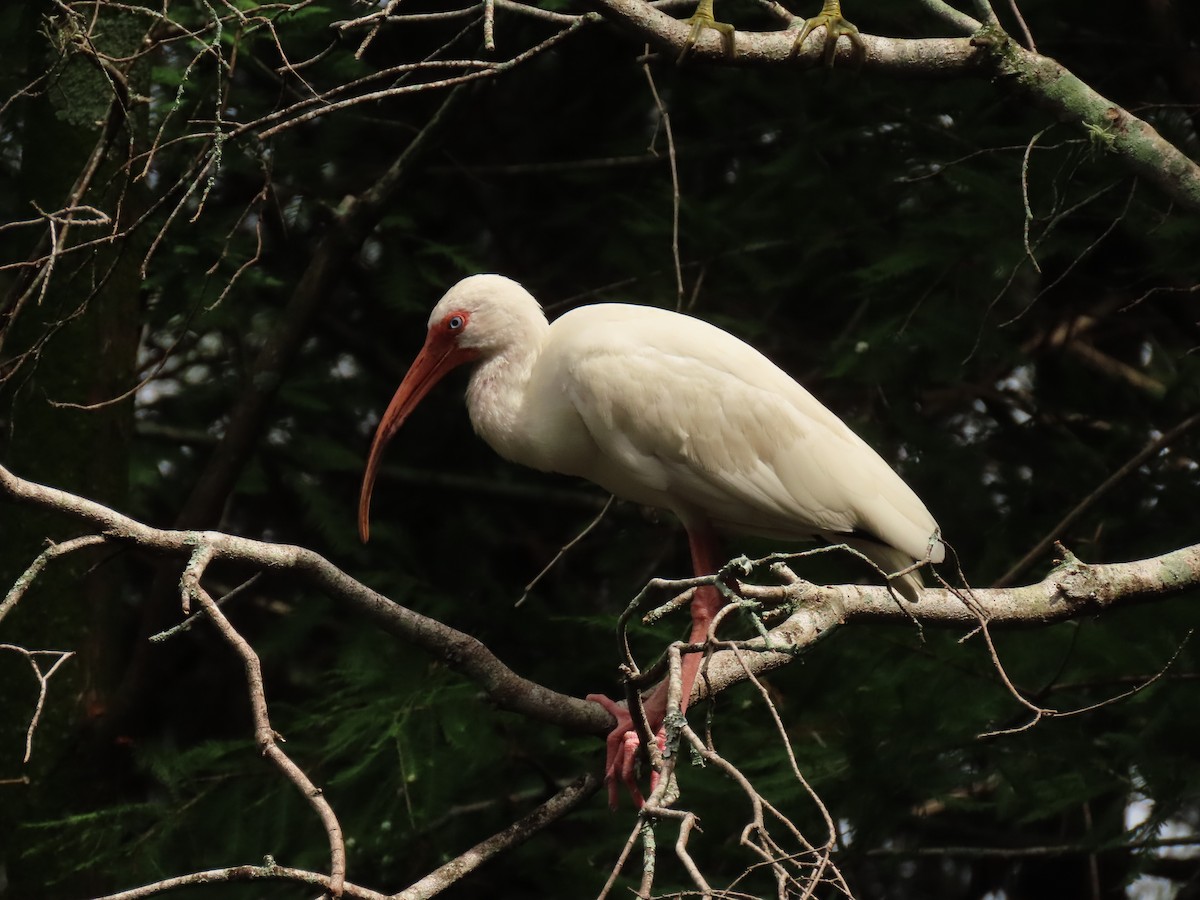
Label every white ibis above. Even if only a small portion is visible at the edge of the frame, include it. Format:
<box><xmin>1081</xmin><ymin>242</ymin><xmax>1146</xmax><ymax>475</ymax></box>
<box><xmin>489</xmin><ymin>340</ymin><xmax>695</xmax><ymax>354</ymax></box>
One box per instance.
<box><xmin>358</xmin><ymin>274</ymin><xmax>943</xmax><ymax>807</ymax></box>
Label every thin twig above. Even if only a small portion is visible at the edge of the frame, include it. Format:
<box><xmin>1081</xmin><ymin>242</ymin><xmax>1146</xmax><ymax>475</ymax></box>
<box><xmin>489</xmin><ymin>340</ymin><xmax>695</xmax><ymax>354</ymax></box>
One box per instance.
<box><xmin>0</xmin><ymin>645</ymin><xmax>76</xmax><ymax>763</ymax></box>
<box><xmin>595</xmin><ymin>817</ymin><xmax>648</xmax><ymax>900</ymax></box>
<box><xmin>0</xmin><ymin>534</ymin><xmax>109</xmax><ymax>625</ymax></box>
<box><xmin>393</xmin><ymin>773</ymin><xmax>600</xmax><ymax>899</ymax></box>
<box><xmin>150</xmin><ymin>573</ymin><xmax>263</xmax><ymax>642</ymax></box>
<box><xmin>516</xmin><ymin>495</ymin><xmax>613</xmax><ymax>607</ymax></box>
<box><xmin>251</xmin><ymin>19</ymin><xmax>593</xmax><ymax>139</ymax></box>
<box><xmin>90</xmin><ymin>864</ymin><xmax>388</xmax><ymax>900</ymax></box>
<box><xmin>182</xmin><ymin>542</ymin><xmax>347</xmax><ymax>897</ymax></box>
<box><xmin>1006</xmin><ymin>0</ymin><xmax>1036</xmax><ymax>51</ymax></box>
<box><xmin>1020</xmin><ymin>127</ymin><xmax>1050</xmax><ymax>273</ymax></box>
<box><xmin>997</xmin><ymin>411</ymin><xmax>1200</xmax><ymax>586</ymax></box>
<box><xmin>641</xmin><ymin>51</ymin><xmax>685</xmax><ymax>310</ymax></box>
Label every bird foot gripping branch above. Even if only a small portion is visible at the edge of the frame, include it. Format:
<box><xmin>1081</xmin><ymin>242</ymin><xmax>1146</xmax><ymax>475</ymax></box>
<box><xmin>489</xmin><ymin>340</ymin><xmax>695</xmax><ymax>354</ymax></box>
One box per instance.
<box><xmin>585</xmin><ymin>692</ymin><xmax>656</xmax><ymax>808</ymax></box>
<box><xmin>679</xmin><ymin>0</ymin><xmax>735</xmax><ymax>61</ymax></box>
<box><xmin>587</xmin><ymin>653</ymin><xmax>697</xmax><ymax>810</ymax></box>
<box><xmin>790</xmin><ymin>0</ymin><xmax>865</xmax><ymax>66</ymax></box>
<box><xmin>677</xmin><ymin>0</ymin><xmax>864</xmax><ymax>66</ymax></box>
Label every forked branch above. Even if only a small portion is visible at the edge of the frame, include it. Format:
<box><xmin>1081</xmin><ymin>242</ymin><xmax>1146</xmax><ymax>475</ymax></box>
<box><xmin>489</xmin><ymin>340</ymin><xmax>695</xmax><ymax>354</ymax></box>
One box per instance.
<box><xmin>3</xmin><ymin>462</ymin><xmax>1198</xmax><ymax>732</ymax></box>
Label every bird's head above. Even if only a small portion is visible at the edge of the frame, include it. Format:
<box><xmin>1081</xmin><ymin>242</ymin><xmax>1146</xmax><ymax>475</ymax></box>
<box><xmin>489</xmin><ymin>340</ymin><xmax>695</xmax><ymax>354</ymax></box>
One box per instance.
<box><xmin>357</xmin><ymin>274</ymin><xmax>545</xmax><ymax>542</ymax></box>
<box><xmin>426</xmin><ymin>274</ymin><xmax>546</xmax><ymax>355</ymax></box>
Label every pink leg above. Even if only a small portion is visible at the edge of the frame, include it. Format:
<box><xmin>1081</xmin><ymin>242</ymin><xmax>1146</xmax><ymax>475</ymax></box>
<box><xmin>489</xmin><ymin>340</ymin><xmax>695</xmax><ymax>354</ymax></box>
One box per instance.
<box><xmin>680</xmin><ymin>522</ymin><xmax>724</xmax><ymax>715</ymax></box>
<box><xmin>588</xmin><ymin>521</ymin><xmax>725</xmax><ymax>808</ymax></box>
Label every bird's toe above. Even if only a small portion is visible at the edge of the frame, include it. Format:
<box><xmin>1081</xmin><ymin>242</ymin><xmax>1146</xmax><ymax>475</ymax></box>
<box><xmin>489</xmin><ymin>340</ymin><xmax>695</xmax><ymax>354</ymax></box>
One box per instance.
<box><xmin>790</xmin><ymin>3</ymin><xmax>864</xmax><ymax>67</ymax></box>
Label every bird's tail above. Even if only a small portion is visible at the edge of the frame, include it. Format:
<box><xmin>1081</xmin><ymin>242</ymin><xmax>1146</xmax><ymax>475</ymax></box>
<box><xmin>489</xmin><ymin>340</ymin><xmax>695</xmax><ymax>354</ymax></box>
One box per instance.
<box><xmin>840</xmin><ymin>538</ymin><xmax>928</xmax><ymax>602</ymax></box>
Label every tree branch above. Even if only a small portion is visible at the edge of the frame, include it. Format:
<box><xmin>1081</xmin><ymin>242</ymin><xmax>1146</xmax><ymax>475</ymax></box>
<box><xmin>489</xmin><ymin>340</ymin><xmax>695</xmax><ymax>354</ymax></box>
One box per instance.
<box><xmin>915</xmin><ymin>0</ymin><xmax>981</xmax><ymax>34</ymax></box>
<box><xmin>172</xmin><ymin>84</ymin><xmax>471</xmax><ymax>532</ymax></box>
<box><xmin>3</xmin><ymin>463</ymin><xmax>1198</xmax><ymax>738</ymax></box>
<box><xmin>691</xmin><ymin>545</ymin><xmax>1200</xmax><ymax>703</ymax></box>
<box><xmin>92</xmin><ymin>863</ymin><xmax>390</xmax><ymax>900</ymax></box>
<box><xmin>181</xmin><ymin>542</ymin><xmax>347</xmax><ymax>897</ymax></box>
<box><xmin>996</xmin><ymin>411</ymin><xmax>1200</xmax><ymax>587</ymax></box>
<box><xmin>583</xmin><ymin>0</ymin><xmax>1200</xmax><ymax>211</ymax></box>
<box><xmin>393</xmin><ymin>773</ymin><xmax>600</xmax><ymax>900</ymax></box>
<box><xmin>0</xmin><ymin>462</ymin><xmax>610</xmax><ymax>736</ymax></box>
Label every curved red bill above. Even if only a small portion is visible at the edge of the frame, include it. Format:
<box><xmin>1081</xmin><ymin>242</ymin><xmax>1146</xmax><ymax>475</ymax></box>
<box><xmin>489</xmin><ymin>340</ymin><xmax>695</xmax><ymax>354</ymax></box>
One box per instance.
<box><xmin>358</xmin><ymin>331</ymin><xmax>478</xmax><ymax>542</ymax></box>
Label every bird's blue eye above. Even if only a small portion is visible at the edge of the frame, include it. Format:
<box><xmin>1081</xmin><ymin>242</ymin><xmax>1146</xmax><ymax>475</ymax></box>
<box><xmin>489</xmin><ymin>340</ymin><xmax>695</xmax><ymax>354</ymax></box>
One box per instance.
<box><xmin>448</xmin><ymin>315</ymin><xmax>464</xmax><ymax>330</ymax></box>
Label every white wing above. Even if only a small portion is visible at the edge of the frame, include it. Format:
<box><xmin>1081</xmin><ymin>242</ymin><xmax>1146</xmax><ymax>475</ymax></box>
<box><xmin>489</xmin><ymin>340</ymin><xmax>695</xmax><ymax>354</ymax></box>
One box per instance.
<box><xmin>543</xmin><ymin>304</ymin><xmax>940</xmax><ymax>565</ymax></box>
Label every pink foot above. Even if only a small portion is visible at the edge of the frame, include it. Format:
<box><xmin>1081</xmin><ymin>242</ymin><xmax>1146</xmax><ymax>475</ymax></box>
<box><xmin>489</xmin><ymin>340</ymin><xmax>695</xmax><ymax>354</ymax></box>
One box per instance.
<box><xmin>586</xmin><ymin>693</ymin><xmax>666</xmax><ymax>809</ymax></box>
<box><xmin>586</xmin><ymin>572</ymin><xmax>721</xmax><ymax>809</ymax></box>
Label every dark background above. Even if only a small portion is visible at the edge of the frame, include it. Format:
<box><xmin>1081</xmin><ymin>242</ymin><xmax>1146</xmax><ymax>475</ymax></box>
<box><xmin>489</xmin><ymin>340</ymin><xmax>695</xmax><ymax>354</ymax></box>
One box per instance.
<box><xmin>1</xmin><ymin>0</ymin><xmax>1199</xmax><ymax>897</ymax></box>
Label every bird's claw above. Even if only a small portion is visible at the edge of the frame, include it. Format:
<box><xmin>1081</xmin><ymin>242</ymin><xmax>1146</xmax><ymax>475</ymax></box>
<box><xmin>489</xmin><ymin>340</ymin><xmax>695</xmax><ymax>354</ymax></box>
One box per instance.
<box><xmin>679</xmin><ymin>0</ymin><xmax>736</xmax><ymax>62</ymax></box>
<box><xmin>790</xmin><ymin>3</ymin><xmax>865</xmax><ymax>67</ymax></box>
<box><xmin>615</xmin><ymin>730</ymin><xmax>645</xmax><ymax>807</ymax></box>
<box><xmin>587</xmin><ymin>692</ymin><xmax>667</xmax><ymax>810</ymax></box>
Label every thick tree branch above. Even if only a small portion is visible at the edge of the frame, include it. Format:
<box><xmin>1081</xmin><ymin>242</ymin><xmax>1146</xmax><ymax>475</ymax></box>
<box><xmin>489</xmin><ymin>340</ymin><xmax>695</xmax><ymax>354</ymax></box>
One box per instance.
<box><xmin>0</xmin><ymin>462</ymin><xmax>611</xmax><ymax>736</ymax></box>
<box><xmin>584</xmin><ymin>0</ymin><xmax>1200</xmax><ymax>211</ymax></box>
<box><xmin>3</xmin><ymin>463</ymin><xmax>1198</xmax><ymax>736</ymax></box>
<box><xmin>589</xmin><ymin>0</ymin><xmax>979</xmax><ymax>71</ymax></box>
<box><xmin>692</xmin><ymin>546</ymin><xmax>1200</xmax><ymax>702</ymax></box>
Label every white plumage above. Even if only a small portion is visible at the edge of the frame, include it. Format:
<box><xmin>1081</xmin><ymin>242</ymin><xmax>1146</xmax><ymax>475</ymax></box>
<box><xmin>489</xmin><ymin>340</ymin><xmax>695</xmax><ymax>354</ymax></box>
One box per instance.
<box><xmin>361</xmin><ymin>273</ymin><xmax>943</xmax><ymax>597</ymax></box>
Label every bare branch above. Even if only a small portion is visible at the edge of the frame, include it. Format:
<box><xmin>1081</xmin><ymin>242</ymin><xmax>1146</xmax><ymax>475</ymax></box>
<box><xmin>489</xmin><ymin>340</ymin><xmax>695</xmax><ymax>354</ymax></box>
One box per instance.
<box><xmin>517</xmin><ymin>495</ymin><xmax>614</xmax><ymax>607</ymax></box>
<box><xmin>0</xmin><ymin>645</ymin><xmax>76</xmax><ymax>763</ymax></box>
<box><xmin>1005</xmin><ymin>0</ymin><xmax>1036</xmax><ymax>52</ymax></box>
<box><xmin>0</xmin><ymin>462</ymin><xmax>611</xmax><ymax>736</ymax></box>
<box><xmin>914</xmin><ymin>0</ymin><xmax>980</xmax><ymax>33</ymax></box>
<box><xmin>91</xmin><ymin>863</ymin><xmax>389</xmax><ymax>900</ymax></box>
<box><xmin>179</xmin><ymin>542</ymin><xmax>346</xmax><ymax>895</ymax></box>
<box><xmin>249</xmin><ymin>18</ymin><xmax>591</xmax><ymax>139</ymax></box>
<box><xmin>641</xmin><ymin>53</ymin><xmax>684</xmax><ymax>309</ymax></box>
<box><xmin>4</xmin><ymin>463</ymin><xmax>1199</xmax><ymax>739</ymax></box>
<box><xmin>690</xmin><ymin>543</ymin><xmax>1200</xmax><ymax>705</ymax></box>
<box><xmin>582</xmin><ymin>0</ymin><xmax>1200</xmax><ymax>210</ymax></box>
<box><xmin>0</xmin><ymin>534</ymin><xmax>108</xmax><ymax>625</ymax></box>
<box><xmin>866</xmin><ymin>834</ymin><xmax>1200</xmax><ymax>860</ymax></box>
<box><xmin>392</xmin><ymin>773</ymin><xmax>599</xmax><ymax>900</ymax></box>
<box><xmin>997</xmin><ymin>411</ymin><xmax>1200</xmax><ymax>586</ymax></box>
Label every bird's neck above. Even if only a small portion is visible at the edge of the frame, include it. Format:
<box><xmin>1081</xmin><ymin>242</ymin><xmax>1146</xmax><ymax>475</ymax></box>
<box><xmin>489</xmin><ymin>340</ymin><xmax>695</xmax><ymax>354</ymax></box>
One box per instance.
<box><xmin>464</xmin><ymin>328</ymin><xmax>546</xmax><ymax>464</ymax></box>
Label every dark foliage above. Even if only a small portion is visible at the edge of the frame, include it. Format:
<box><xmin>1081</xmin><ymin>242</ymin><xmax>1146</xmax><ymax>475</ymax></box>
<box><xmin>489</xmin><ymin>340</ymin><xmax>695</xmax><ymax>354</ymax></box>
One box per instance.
<box><xmin>1</xmin><ymin>0</ymin><xmax>1199</xmax><ymax>897</ymax></box>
